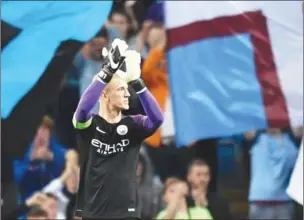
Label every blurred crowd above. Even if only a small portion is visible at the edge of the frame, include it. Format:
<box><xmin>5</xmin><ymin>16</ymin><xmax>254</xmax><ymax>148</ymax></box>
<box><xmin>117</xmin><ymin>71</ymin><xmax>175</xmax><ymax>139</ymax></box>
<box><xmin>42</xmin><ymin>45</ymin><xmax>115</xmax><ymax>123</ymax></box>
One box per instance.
<box><xmin>2</xmin><ymin>1</ymin><xmax>303</xmax><ymax>220</ymax></box>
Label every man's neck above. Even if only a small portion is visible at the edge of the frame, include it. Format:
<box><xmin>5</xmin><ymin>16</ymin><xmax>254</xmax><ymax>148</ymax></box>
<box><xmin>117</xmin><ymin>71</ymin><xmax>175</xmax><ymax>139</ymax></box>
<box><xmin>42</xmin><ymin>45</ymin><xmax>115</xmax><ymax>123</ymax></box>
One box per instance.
<box><xmin>99</xmin><ymin>107</ymin><xmax>122</xmax><ymax>124</ymax></box>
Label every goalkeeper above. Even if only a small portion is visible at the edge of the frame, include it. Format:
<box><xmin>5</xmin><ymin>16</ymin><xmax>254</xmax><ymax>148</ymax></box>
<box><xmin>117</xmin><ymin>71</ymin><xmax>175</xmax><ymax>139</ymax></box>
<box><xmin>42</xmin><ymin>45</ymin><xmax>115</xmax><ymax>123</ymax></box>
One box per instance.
<box><xmin>72</xmin><ymin>38</ymin><xmax>163</xmax><ymax>219</ymax></box>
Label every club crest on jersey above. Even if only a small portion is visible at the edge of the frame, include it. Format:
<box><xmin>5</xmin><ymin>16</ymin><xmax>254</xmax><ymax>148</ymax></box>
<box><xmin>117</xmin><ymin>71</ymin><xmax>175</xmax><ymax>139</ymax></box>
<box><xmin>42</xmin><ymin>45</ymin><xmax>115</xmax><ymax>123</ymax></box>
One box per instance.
<box><xmin>117</xmin><ymin>125</ymin><xmax>128</xmax><ymax>135</ymax></box>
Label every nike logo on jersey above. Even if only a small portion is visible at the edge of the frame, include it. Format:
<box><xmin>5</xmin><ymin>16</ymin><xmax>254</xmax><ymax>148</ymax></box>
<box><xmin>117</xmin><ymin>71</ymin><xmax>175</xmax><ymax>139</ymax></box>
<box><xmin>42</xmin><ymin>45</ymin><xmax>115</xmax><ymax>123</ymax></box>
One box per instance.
<box><xmin>96</xmin><ymin>127</ymin><xmax>106</xmax><ymax>134</ymax></box>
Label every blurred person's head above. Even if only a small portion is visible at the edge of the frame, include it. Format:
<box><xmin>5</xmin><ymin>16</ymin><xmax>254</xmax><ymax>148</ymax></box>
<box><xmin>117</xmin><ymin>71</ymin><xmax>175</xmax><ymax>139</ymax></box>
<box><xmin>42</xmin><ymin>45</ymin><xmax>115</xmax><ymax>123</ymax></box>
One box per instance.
<box><xmin>33</xmin><ymin>115</ymin><xmax>53</xmax><ymax>149</ymax></box>
<box><xmin>147</xmin><ymin>24</ymin><xmax>166</xmax><ymax>49</ymax></box>
<box><xmin>85</xmin><ymin>28</ymin><xmax>109</xmax><ymax>61</ymax></box>
<box><xmin>99</xmin><ymin>75</ymin><xmax>131</xmax><ymax>112</ymax></box>
<box><xmin>163</xmin><ymin>177</ymin><xmax>189</xmax><ymax>204</ymax></box>
<box><xmin>27</xmin><ymin>207</ymin><xmax>48</xmax><ymax>220</ymax></box>
<box><xmin>41</xmin><ymin>193</ymin><xmax>58</xmax><ymax>219</ymax></box>
<box><xmin>110</xmin><ymin>10</ymin><xmax>131</xmax><ymax>39</ymax></box>
<box><xmin>187</xmin><ymin>159</ymin><xmax>210</xmax><ymax>191</ymax></box>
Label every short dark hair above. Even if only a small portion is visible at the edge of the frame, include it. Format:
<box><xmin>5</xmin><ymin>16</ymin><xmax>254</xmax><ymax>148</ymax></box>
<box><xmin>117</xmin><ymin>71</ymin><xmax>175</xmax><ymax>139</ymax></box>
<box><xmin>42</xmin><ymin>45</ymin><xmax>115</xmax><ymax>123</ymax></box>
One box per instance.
<box><xmin>27</xmin><ymin>206</ymin><xmax>48</xmax><ymax>218</ymax></box>
<box><xmin>187</xmin><ymin>159</ymin><xmax>209</xmax><ymax>173</ymax></box>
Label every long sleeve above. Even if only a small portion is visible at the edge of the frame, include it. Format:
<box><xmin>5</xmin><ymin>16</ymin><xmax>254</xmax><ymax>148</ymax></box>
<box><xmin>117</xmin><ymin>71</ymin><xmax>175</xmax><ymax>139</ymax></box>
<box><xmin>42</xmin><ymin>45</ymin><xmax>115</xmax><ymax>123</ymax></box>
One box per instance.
<box><xmin>73</xmin><ymin>78</ymin><xmax>106</xmax><ymax>129</ymax></box>
<box><xmin>132</xmin><ymin>89</ymin><xmax>164</xmax><ymax>137</ymax></box>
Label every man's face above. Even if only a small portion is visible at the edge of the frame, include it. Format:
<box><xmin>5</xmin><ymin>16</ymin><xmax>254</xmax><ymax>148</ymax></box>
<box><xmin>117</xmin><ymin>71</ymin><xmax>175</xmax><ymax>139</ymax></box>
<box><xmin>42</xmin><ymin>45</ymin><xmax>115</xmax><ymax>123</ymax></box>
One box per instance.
<box><xmin>187</xmin><ymin>165</ymin><xmax>210</xmax><ymax>189</ymax></box>
<box><xmin>111</xmin><ymin>13</ymin><xmax>129</xmax><ymax>38</ymax></box>
<box><xmin>102</xmin><ymin>77</ymin><xmax>130</xmax><ymax>110</ymax></box>
<box><xmin>164</xmin><ymin>181</ymin><xmax>189</xmax><ymax>203</ymax></box>
<box><xmin>88</xmin><ymin>37</ymin><xmax>107</xmax><ymax>61</ymax></box>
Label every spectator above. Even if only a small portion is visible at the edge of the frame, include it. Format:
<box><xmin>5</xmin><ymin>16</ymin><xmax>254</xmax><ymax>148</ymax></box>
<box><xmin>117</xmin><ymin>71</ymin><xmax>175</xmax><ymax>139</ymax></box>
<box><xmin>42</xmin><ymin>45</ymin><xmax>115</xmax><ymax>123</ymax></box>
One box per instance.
<box><xmin>13</xmin><ymin>116</ymin><xmax>66</xmax><ymax>204</ymax></box>
<box><xmin>245</xmin><ymin>128</ymin><xmax>300</xmax><ymax>219</ymax></box>
<box><xmin>137</xmin><ymin>1</ymin><xmax>164</xmax><ymax>53</ymax></box>
<box><xmin>107</xmin><ymin>6</ymin><xmax>148</xmax><ymax>57</ymax></box>
<box><xmin>27</xmin><ymin>206</ymin><xmax>48</xmax><ymax>220</ymax></box>
<box><xmin>187</xmin><ymin>159</ymin><xmax>233</xmax><ymax>220</ymax></box>
<box><xmin>141</xmin><ymin>24</ymin><xmax>170</xmax><ymax>148</ymax></box>
<box><xmin>156</xmin><ymin>177</ymin><xmax>189</xmax><ymax>219</ymax></box>
<box><xmin>156</xmin><ymin>177</ymin><xmax>213</xmax><ymax>219</ymax></box>
<box><xmin>42</xmin><ymin>149</ymin><xmax>79</xmax><ymax>219</ymax></box>
<box><xmin>137</xmin><ymin>147</ymin><xmax>163</xmax><ymax>219</ymax></box>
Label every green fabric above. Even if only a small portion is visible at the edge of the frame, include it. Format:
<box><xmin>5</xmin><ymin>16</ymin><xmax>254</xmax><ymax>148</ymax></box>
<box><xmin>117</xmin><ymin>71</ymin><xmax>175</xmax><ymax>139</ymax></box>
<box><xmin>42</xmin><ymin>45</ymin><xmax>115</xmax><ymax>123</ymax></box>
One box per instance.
<box><xmin>72</xmin><ymin>114</ymin><xmax>92</xmax><ymax>129</ymax></box>
<box><xmin>156</xmin><ymin>207</ymin><xmax>213</xmax><ymax>219</ymax></box>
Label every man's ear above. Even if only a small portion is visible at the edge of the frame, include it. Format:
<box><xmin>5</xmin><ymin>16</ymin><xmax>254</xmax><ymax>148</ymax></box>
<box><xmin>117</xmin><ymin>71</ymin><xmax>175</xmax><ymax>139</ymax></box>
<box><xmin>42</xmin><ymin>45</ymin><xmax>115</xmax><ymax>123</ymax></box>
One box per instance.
<box><xmin>100</xmin><ymin>91</ymin><xmax>106</xmax><ymax>101</ymax></box>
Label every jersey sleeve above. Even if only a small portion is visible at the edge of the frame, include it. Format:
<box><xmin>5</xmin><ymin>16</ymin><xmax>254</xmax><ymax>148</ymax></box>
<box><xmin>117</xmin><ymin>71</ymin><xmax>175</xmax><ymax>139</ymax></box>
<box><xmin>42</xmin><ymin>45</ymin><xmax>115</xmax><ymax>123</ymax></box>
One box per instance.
<box><xmin>73</xmin><ymin>78</ymin><xmax>106</xmax><ymax>129</ymax></box>
<box><xmin>73</xmin><ymin>113</ymin><xmax>93</xmax><ymax>130</ymax></box>
<box><xmin>131</xmin><ymin>89</ymin><xmax>164</xmax><ymax>140</ymax></box>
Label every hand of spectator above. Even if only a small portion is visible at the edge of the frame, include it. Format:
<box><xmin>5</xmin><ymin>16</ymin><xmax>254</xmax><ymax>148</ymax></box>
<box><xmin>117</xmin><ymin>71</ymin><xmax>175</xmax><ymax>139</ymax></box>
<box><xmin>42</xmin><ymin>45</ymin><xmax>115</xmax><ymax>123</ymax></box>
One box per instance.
<box><xmin>192</xmin><ymin>188</ymin><xmax>208</xmax><ymax>207</ymax></box>
<box><xmin>25</xmin><ymin>192</ymin><xmax>48</xmax><ymax>207</ymax></box>
<box><xmin>31</xmin><ymin>148</ymin><xmax>54</xmax><ymax>161</ymax></box>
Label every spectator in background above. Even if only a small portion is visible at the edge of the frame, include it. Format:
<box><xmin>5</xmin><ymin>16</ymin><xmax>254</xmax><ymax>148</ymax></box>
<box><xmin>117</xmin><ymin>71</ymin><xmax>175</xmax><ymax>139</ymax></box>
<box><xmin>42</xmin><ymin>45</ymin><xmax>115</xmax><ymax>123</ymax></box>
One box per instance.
<box><xmin>187</xmin><ymin>159</ymin><xmax>233</xmax><ymax>220</ymax></box>
<box><xmin>156</xmin><ymin>177</ymin><xmax>214</xmax><ymax>219</ymax></box>
<box><xmin>141</xmin><ymin>24</ymin><xmax>169</xmax><ymax>148</ymax></box>
<box><xmin>137</xmin><ymin>147</ymin><xmax>163</xmax><ymax>219</ymax></box>
<box><xmin>156</xmin><ymin>177</ymin><xmax>190</xmax><ymax>219</ymax></box>
<box><xmin>13</xmin><ymin>115</ymin><xmax>66</xmax><ymax>204</ymax></box>
<box><xmin>42</xmin><ymin>149</ymin><xmax>79</xmax><ymax>219</ymax></box>
<box><xmin>106</xmin><ymin>4</ymin><xmax>149</xmax><ymax>57</ymax></box>
<box><xmin>138</xmin><ymin>1</ymin><xmax>164</xmax><ymax>53</ymax></box>
<box><xmin>245</xmin><ymin>128</ymin><xmax>301</xmax><ymax>219</ymax></box>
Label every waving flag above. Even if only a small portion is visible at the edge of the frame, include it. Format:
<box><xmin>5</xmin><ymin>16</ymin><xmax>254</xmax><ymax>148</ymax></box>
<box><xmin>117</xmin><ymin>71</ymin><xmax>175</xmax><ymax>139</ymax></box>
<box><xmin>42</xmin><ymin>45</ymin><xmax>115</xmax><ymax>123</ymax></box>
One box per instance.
<box><xmin>1</xmin><ymin>1</ymin><xmax>112</xmax><ymax>157</ymax></box>
<box><xmin>165</xmin><ymin>1</ymin><xmax>303</xmax><ymax>147</ymax></box>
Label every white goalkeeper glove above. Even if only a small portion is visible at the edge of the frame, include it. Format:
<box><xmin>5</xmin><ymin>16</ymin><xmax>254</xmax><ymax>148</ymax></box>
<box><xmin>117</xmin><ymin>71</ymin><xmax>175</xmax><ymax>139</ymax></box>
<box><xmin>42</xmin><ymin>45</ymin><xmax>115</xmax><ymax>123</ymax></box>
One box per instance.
<box><xmin>116</xmin><ymin>50</ymin><xmax>141</xmax><ymax>83</ymax></box>
<box><xmin>96</xmin><ymin>38</ymin><xmax>128</xmax><ymax>83</ymax></box>
<box><xmin>116</xmin><ymin>50</ymin><xmax>147</xmax><ymax>94</ymax></box>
